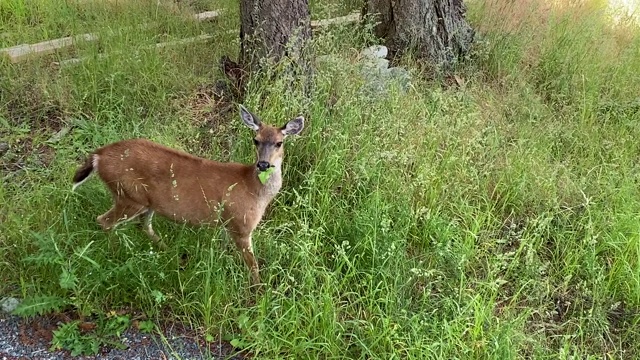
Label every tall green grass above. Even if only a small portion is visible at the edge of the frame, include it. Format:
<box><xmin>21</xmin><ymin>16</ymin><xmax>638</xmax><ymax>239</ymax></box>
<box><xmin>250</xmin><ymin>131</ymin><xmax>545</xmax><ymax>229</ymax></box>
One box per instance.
<box><xmin>2</xmin><ymin>0</ymin><xmax>640</xmax><ymax>358</ymax></box>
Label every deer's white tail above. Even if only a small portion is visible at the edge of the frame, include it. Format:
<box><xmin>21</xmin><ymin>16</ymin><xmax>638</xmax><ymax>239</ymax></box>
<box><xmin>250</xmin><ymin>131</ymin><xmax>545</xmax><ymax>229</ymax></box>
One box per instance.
<box><xmin>72</xmin><ymin>155</ymin><xmax>98</xmax><ymax>191</ymax></box>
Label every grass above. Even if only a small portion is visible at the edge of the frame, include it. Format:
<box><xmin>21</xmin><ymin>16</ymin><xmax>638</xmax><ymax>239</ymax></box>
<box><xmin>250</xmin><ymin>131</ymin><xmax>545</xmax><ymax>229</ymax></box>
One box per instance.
<box><xmin>2</xmin><ymin>0</ymin><xmax>640</xmax><ymax>358</ymax></box>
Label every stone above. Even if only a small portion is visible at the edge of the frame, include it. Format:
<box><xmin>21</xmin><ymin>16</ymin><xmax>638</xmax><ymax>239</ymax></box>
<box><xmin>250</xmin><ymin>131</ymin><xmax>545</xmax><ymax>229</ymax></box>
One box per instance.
<box><xmin>387</xmin><ymin>67</ymin><xmax>412</xmax><ymax>91</ymax></box>
<box><xmin>362</xmin><ymin>57</ymin><xmax>389</xmax><ymax>72</ymax></box>
<box><xmin>358</xmin><ymin>45</ymin><xmax>411</xmax><ymax>97</ymax></box>
<box><xmin>46</xmin><ymin>126</ymin><xmax>70</xmax><ymax>144</ymax></box>
<box><xmin>1</xmin><ymin>297</ymin><xmax>20</xmax><ymax>313</ymax></box>
<box><xmin>0</xmin><ymin>142</ymin><xmax>8</xmax><ymax>156</ymax></box>
<box><xmin>361</xmin><ymin>45</ymin><xmax>388</xmax><ymax>59</ymax></box>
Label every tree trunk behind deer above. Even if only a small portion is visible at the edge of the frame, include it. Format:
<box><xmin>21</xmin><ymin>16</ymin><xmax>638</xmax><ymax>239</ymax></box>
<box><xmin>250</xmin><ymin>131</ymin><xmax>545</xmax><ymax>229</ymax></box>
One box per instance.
<box><xmin>239</xmin><ymin>0</ymin><xmax>312</xmax><ymax>72</ymax></box>
<box><xmin>220</xmin><ymin>0</ymin><xmax>312</xmax><ymax>102</ymax></box>
<box><xmin>363</xmin><ymin>0</ymin><xmax>475</xmax><ymax>71</ymax></box>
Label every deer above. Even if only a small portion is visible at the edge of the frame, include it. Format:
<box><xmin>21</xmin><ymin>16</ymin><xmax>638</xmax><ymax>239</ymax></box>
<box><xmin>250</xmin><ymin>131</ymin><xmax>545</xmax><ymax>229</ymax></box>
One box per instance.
<box><xmin>71</xmin><ymin>105</ymin><xmax>304</xmax><ymax>285</ymax></box>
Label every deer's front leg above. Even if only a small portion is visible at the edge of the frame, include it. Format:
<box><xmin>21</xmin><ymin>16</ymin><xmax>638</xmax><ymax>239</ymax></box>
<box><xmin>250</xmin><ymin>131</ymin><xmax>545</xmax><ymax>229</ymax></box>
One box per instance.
<box><xmin>230</xmin><ymin>231</ymin><xmax>261</xmax><ymax>285</ymax></box>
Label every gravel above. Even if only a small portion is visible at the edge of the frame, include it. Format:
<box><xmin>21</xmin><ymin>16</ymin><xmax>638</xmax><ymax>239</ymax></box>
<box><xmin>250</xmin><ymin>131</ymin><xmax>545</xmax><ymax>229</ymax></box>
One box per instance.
<box><xmin>0</xmin><ymin>312</ymin><xmax>244</xmax><ymax>360</ymax></box>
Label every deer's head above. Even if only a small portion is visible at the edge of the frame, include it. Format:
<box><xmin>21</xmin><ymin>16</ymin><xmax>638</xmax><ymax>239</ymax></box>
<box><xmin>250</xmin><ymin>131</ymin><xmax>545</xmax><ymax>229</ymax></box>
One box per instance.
<box><xmin>239</xmin><ymin>105</ymin><xmax>304</xmax><ymax>172</ymax></box>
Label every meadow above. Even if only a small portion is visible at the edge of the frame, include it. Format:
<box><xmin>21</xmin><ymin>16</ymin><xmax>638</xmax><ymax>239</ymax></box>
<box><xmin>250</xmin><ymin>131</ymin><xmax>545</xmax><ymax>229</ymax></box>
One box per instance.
<box><xmin>1</xmin><ymin>0</ymin><xmax>640</xmax><ymax>358</ymax></box>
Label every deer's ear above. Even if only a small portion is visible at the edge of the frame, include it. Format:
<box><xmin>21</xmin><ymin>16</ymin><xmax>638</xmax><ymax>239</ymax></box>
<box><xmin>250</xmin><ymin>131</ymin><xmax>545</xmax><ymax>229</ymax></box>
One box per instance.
<box><xmin>281</xmin><ymin>116</ymin><xmax>304</xmax><ymax>136</ymax></box>
<box><xmin>239</xmin><ymin>105</ymin><xmax>261</xmax><ymax>131</ymax></box>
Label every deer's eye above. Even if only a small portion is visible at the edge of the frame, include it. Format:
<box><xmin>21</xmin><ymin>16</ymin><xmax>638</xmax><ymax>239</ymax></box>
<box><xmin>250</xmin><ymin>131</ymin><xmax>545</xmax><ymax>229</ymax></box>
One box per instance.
<box><xmin>253</xmin><ymin>139</ymin><xmax>259</xmax><ymax>146</ymax></box>
<box><xmin>275</xmin><ymin>142</ymin><xmax>283</xmax><ymax>148</ymax></box>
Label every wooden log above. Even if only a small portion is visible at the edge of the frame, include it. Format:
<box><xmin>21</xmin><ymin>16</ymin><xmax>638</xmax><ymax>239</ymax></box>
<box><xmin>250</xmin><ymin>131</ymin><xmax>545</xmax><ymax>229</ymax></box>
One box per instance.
<box><xmin>311</xmin><ymin>12</ymin><xmax>360</xmax><ymax>29</ymax></box>
<box><xmin>55</xmin><ymin>34</ymin><xmax>214</xmax><ymax>67</ymax></box>
<box><xmin>1</xmin><ymin>10</ymin><xmax>219</xmax><ymax>63</ymax></box>
<box><xmin>5</xmin><ymin>10</ymin><xmax>352</xmax><ymax>65</ymax></box>
<box><xmin>1</xmin><ymin>33</ymin><xmax>98</xmax><ymax>63</ymax></box>
<box><xmin>154</xmin><ymin>34</ymin><xmax>214</xmax><ymax>48</ymax></box>
<box><xmin>193</xmin><ymin>10</ymin><xmax>220</xmax><ymax>21</ymax></box>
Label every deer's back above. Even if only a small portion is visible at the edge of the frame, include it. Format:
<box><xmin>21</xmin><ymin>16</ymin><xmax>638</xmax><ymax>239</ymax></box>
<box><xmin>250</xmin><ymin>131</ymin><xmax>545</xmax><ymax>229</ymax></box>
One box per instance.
<box><xmin>94</xmin><ymin>139</ymin><xmax>259</xmax><ymax>225</ymax></box>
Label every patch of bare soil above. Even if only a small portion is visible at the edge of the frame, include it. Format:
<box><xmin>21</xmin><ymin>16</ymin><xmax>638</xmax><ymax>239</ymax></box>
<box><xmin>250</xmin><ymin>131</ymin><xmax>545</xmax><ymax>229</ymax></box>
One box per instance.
<box><xmin>1</xmin><ymin>79</ymin><xmax>67</xmax><ymax>176</ymax></box>
<box><xmin>181</xmin><ymin>80</ymin><xmax>238</xmax><ymax>160</ymax></box>
<box><xmin>0</xmin><ymin>137</ymin><xmax>57</xmax><ymax>175</ymax></box>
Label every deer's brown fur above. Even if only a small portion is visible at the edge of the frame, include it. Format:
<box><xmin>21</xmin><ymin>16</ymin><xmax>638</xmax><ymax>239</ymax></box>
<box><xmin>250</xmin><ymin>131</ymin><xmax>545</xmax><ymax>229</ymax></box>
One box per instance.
<box><xmin>72</xmin><ymin>106</ymin><xmax>304</xmax><ymax>285</ymax></box>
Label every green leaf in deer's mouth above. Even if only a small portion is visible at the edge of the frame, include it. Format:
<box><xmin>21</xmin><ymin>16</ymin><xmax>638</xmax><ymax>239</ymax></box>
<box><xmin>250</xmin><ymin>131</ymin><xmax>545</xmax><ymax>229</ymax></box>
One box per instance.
<box><xmin>258</xmin><ymin>167</ymin><xmax>275</xmax><ymax>184</ymax></box>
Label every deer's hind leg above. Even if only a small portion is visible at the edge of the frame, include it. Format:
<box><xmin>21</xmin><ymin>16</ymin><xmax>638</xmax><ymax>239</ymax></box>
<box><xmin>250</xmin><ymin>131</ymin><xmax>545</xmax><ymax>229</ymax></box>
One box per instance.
<box><xmin>138</xmin><ymin>210</ymin><xmax>167</xmax><ymax>250</ymax></box>
<box><xmin>97</xmin><ymin>198</ymin><xmax>147</xmax><ymax>231</ymax></box>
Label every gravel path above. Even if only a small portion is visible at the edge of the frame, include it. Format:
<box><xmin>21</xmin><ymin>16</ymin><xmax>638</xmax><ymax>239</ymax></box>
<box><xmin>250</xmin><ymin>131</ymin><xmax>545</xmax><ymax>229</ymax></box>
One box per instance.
<box><xmin>0</xmin><ymin>311</ymin><xmax>243</xmax><ymax>360</ymax></box>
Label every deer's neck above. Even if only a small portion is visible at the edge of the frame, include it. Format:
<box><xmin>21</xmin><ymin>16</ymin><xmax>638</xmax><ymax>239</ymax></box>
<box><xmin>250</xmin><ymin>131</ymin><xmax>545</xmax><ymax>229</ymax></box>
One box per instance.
<box><xmin>255</xmin><ymin>164</ymin><xmax>282</xmax><ymax>201</ymax></box>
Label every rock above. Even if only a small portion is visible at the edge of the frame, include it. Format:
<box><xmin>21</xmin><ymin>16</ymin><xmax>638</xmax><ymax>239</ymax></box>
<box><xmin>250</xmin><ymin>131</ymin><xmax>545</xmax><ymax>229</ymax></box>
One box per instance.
<box><xmin>361</xmin><ymin>45</ymin><xmax>388</xmax><ymax>59</ymax></box>
<box><xmin>0</xmin><ymin>142</ymin><xmax>8</xmax><ymax>156</ymax></box>
<box><xmin>314</xmin><ymin>44</ymin><xmax>411</xmax><ymax>99</ymax></box>
<box><xmin>362</xmin><ymin>57</ymin><xmax>389</xmax><ymax>72</ymax></box>
<box><xmin>1</xmin><ymin>297</ymin><xmax>20</xmax><ymax>313</ymax></box>
<box><xmin>387</xmin><ymin>67</ymin><xmax>412</xmax><ymax>91</ymax></box>
<box><xmin>358</xmin><ymin>46</ymin><xmax>411</xmax><ymax>97</ymax></box>
<box><xmin>46</xmin><ymin>126</ymin><xmax>70</xmax><ymax>144</ymax></box>
<box><xmin>360</xmin><ymin>45</ymin><xmax>390</xmax><ymax>74</ymax></box>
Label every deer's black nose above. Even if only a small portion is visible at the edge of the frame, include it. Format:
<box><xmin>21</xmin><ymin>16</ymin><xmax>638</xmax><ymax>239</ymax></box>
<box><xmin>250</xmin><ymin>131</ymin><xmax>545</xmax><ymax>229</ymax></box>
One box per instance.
<box><xmin>257</xmin><ymin>161</ymin><xmax>271</xmax><ymax>171</ymax></box>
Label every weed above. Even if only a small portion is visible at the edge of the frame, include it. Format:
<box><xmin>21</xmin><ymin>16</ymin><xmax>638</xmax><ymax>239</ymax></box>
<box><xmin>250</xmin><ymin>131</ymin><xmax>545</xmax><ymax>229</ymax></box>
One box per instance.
<box><xmin>49</xmin><ymin>314</ymin><xmax>132</xmax><ymax>356</ymax></box>
<box><xmin>50</xmin><ymin>321</ymin><xmax>101</xmax><ymax>356</ymax></box>
<box><xmin>138</xmin><ymin>319</ymin><xmax>156</xmax><ymax>334</ymax></box>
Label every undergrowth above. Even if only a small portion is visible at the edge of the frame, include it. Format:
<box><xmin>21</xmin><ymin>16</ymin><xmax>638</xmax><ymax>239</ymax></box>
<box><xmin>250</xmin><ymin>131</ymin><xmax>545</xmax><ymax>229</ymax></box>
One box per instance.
<box><xmin>1</xmin><ymin>0</ymin><xmax>640</xmax><ymax>358</ymax></box>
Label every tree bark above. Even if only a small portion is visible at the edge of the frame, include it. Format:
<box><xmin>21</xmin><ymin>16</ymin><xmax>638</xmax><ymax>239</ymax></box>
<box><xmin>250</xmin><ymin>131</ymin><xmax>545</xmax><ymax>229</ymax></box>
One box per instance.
<box><xmin>239</xmin><ymin>0</ymin><xmax>312</xmax><ymax>71</ymax></box>
<box><xmin>217</xmin><ymin>0</ymin><xmax>312</xmax><ymax>101</ymax></box>
<box><xmin>364</xmin><ymin>0</ymin><xmax>474</xmax><ymax>70</ymax></box>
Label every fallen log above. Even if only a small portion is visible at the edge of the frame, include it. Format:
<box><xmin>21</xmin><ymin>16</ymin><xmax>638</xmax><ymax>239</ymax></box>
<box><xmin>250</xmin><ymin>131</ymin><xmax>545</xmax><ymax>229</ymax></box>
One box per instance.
<box><xmin>55</xmin><ymin>34</ymin><xmax>214</xmax><ymax>67</ymax></box>
<box><xmin>311</xmin><ymin>12</ymin><xmax>360</xmax><ymax>29</ymax></box>
<box><xmin>1</xmin><ymin>34</ymin><xmax>98</xmax><ymax>63</ymax></box>
<box><xmin>1</xmin><ymin>10</ymin><xmax>220</xmax><ymax>63</ymax></box>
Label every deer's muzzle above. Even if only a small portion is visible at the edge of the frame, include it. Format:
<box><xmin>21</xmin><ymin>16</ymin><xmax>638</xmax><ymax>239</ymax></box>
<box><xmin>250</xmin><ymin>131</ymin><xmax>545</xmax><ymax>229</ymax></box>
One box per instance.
<box><xmin>257</xmin><ymin>161</ymin><xmax>271</xmax><ymax>172</ymax></box>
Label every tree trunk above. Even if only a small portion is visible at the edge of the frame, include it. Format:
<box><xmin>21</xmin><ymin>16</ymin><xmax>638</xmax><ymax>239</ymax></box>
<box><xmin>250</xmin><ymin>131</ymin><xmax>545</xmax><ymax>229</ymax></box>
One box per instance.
<box><xmin>217</xmin><ymin>0</ymin><xmax>312</xmax><ymax>101</ymax></box>
<box><xmin>239</xmin><ymin>0</ymin><xmax>312</xmax><ymax>71</ymax></box>
<box><xmin>364</xmin><ymin>0</ymin><xmax>474</xmax><ymax>70</ymax></box>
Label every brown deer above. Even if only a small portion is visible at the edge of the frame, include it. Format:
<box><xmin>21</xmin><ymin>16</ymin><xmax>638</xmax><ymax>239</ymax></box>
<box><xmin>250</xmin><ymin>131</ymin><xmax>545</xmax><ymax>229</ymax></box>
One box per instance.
<box><xmin>72</xmin><ymin>105</ymin><xmax>304</xmax><ymax>285</ymax></box>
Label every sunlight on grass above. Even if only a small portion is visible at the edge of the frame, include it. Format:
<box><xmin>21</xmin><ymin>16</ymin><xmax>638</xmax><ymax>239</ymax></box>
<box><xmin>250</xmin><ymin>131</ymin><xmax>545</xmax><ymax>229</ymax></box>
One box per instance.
<box><xmin>608</xmin><ymin>0</ymin><xmax>640</xmax><ymax>24</ymax></box>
